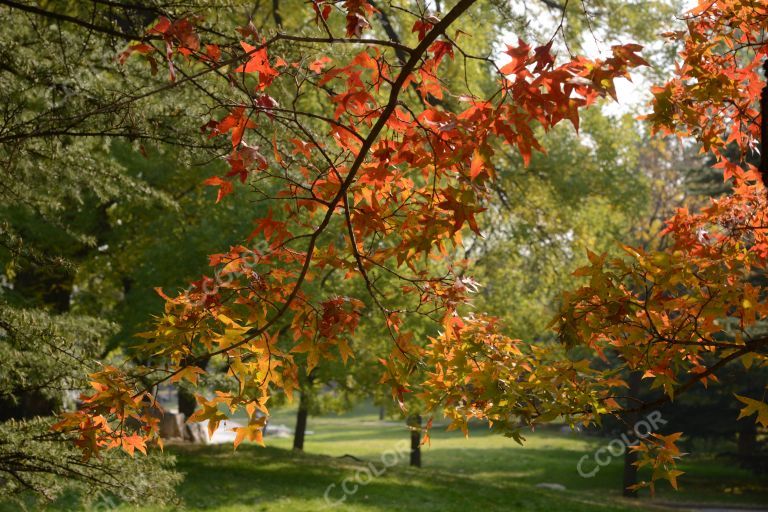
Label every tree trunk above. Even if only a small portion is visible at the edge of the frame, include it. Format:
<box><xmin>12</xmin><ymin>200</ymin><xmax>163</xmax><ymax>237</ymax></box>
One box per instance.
<box><xmin>177</xmin><ymin>355</ymin><xmax>211</xmax><ymax>419</ymax></box>
<box><xmin>409</xmin><ymin>414</ymin><xmax>422</xmax><ymax>468</ymax></box>
<box><xmin>293</xmin><ymin>369</ymin><xmax>314</xmax><ymax>451</ymax></box>
<box><xmin>177</xmin><ymin>386</ymin><xmax>197</xmax><ymax>419</ymax></box>
<box><xmin>379</xmin><ymin>405</ymin><xmax>385</xmax><ymax>420</ymax></box>
<box><xmin>272</xmin><ymin>0</ymin><xmax>283</xmax><ymax>28</ymax></box>
<box><xmin>293</xmin><ymin>391</ymin><xmax>309</xmax><ymax>451</ymax></box>
<box><xmin>622</xmin><ymin>444</ymin><xmax>639</xmax><ymax>498</ymax></box>
<box><xmin>738</xmin><ymin>419</ymin><xmax>758</xmax><ymax>470</ymax></box>
<box><xmin>0</xmin><ymin>391</ymin><xmax>57</xmax><ymax>421</ymax></box>
<box><xmin>622</xmin><ymin>371</ymin><xmax>642</xmax><ymax>498</ymax></box>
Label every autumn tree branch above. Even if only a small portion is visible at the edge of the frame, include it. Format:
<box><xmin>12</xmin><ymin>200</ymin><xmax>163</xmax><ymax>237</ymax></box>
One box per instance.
<box><xmin>131</xmin><ymin>0</ymin><xmax>480</xmax><ymax>391</ymax></box>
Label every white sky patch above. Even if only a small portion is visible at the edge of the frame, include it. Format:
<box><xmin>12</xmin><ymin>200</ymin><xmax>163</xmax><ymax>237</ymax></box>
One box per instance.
<box><xmin>580</xmin><ymin>35</ymin><xmax>657</xmax><ymax>117</ymax></box>
<box><xmin>494</xmin><ymin>34</ymin><xmax>652</xmax><ymax>118</ymax></box>
<box><xmin>492</xmin><ymin>1</ymin><xmax>692</xmax><ymax>118</ymax></box>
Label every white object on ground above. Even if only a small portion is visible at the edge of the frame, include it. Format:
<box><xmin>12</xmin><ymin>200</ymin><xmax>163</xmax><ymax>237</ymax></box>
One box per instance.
<box><xmin>535</xmin><ymin>483</ymin><xmax>566</xmax><ymax>491</ymax></box>
<box><xmin>200</xmin><ymin>420</ymin><xmax>306</xmax><ymax>444</ymax></box>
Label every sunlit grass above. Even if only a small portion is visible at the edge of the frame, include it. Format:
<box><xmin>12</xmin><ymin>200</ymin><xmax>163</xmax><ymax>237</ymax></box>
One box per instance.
<box><xmin>9</xmin><ymin>402</ymin><xmax>767</xmax><ymax>511</ymax></box>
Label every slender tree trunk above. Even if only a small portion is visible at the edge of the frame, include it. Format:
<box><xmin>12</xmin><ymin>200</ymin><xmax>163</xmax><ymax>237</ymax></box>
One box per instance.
<box><xmin>293</xmin><ymin>370</ymin><xmax>314</xmax><ymax>451</ymax></box>
<box><xmin>272</xmin><ymin>0</ymin><xmax>283</xmax><ymax>28</ymax></box>
<box><xmin>177</xmin><ymin>386</ymin><xmax>197</xmax><ymax>419</ymax></box>
<box><xmin>738</xmin><ymin>419</ymin><xmax>758</xmax><ymax>470</ymax></box>
<box><xmin>177</xmin><ymin>355</ymin><xmax>210</xmax><ymax>419</ymax></box>
<box><xmin>379</xmin><ymin>405</ymin><xmax>385</xmax><ymax>420</ymax></box>
<box><xmin>622</xmin><ymin>371</ymin><xmax>642</xmax><ymax>498</ymax></box>
<box><xmin>293</xmin><ymin>391</ymin><xmax>309</xmax><ymax>451</ymax></box>
<box><xmin>409</xmin><ymin>414</ymin><xmax>422</xmax><ymax>467</ymax></box>
<box><xmin>622</xmin><ymin>443</ymin><xmax>639</xmax><ymax>498</ymax></box>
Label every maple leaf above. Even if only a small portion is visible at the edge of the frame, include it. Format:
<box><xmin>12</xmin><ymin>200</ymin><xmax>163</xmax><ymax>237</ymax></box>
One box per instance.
<box><xmin>148</xmin><ymin>17</ymin><xmax>172</xmax><ymax>35</ymax></box>
<box><xmin>337</xmin><ymin>339</ymin><xmax>354</xmax><ymax>364</ymax></box>
<box><xmin>170</xmin><ymin>365</ymin><xmax>206</xmax><ymax>386</ymax></box>
<box><xmin>470</xmin><ymin>148</ymin><xmax>484</xmax><ymax>181</ymax></box>
<box><xmin>309</xmin><ymin>56</ymin><xmax>332</xmax><ymax>73</ymax></box>
<box><xmin>611</xmin><ymin>44</ymin><xmax>649</xmax><ymax>68</ymax></box>
<box><xmin>168</xmin><ymin>19</ymin><xmax>200</xmax><ymax>51</ymax></box>
<box><xmin>290</xmin><ymin>138</ymin><xmax>313</xmax><ymax>159</ymax></box>
<box><xmin>203</xmin><ymin>176</ymin><xmax>234</xmax><ymax>203</ymax></box>
<box><xmin>212</xmin><ymin>106</ymin><xmax>256</xmax><ymax>147</ymax></box>
<box><xmin>232</xmin><ymin>418</ymin><xmax>267</xmax><ymax>449</ymax></box>
<box><xmin>411</xmin><ymin>19</ymin><xmax>433</xmax><ymax>41</ymax></box>
<box><xmin>531</xmin><ymin>41</ymin><xmax>555</xmax><ymax>73</ymax></box>
<box><xmin>666</xmin><ymin>469</ymin><xmax>685</xmax><ymax>490</ymax></box>
<box><xmin>500</xmin><ymin>39</ymin><xmax>531</xmax><ymax>76</ymax></box>
<box><xmin>121</xmin><ymin>434</ymin><xmax>148</xmax><ymax>457</ymax></box>
<box><xmin>437</xmin><ymin>189</ymin><xmax>484</xmax><ymax>235</ymax></box>
<box><xmin>248</xmin><ymin>209</ymin><xmax>285</xmax><ymax>242</ymax></box>
<box><xmin>236</xmin><ymin>20</ymin><xmax>259</xmax><ymax>39</ymax></box>
<box><xmin>735</xmin><ymin>395</ymin><xmax>768</xmax><ymax>427</ymax></box>
<box><xmin>234</xmin><ymin>41</ymin><xmax>279</xmax><ymax>89</ymax></box>
<box><xmin>189</xmin><ymin>396</ymin><xmax>229</xmax><ymax>438</ymax></box>
<box><xmin>430</xmin><ymin>41</ymin><xmax>454</xmax><ymax>64</ymax></box>
<box><xmin>226</xmin><ymin>143</ymin><xmax>268</xmax><ymax>183</ymax></box>
<box><xmin>310</xmin><ymin>0</ymin><xmax>332</xmax><ymax>24</ymax></box>
<box><xmin>688</xmin><ymin>0</ymin><xmax>716</xmax><ymax>16</ymax></box>
<box><xmin>253</xmin><ymin>94</ymin><xmax>280</xmax><ymax>120</ymax></box>
<box><xmin>205</xmin><ymin>44</ymin><xmax>221</xmax><ymax>62</ymax></box>
<box><xmin>118</xmin><ymin>43</ymin><xmax>155</xmax><ymax>66</ymax></box>
<box><xmin>343</xmin><ymin>0</ymin><xmax>373</xmax><ymax>37</ymax></box>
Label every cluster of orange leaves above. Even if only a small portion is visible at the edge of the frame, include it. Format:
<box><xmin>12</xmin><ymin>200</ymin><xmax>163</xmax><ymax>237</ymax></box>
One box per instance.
<box><xmin>555</xmin><ymin>0</ymin><xmax>768</xmax><ymax>491</ymax></box>
<box><xmin>55</xmin><ymin>0</ymin><xmax>711</xmax><ymax>481</ymax></box>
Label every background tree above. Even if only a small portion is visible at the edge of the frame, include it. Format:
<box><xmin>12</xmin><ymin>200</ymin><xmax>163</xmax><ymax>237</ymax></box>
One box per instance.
<box><xmin>0</xmin><ymin>0</ymin><xmax>267</xmax><ymax>503</ymax></box>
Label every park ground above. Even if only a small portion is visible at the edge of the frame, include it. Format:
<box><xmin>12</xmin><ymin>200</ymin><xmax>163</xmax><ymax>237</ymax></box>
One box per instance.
<box><xmin>14</xmin><ymin>404</ymin><xmax>768</xmax><ymax>511</ymax></box>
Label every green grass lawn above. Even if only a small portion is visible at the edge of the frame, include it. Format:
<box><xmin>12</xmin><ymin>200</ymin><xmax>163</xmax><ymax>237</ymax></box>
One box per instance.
<box><xmin>10</xmin><ymin>403</ymin><xmax>768</xmax><ymax>511</ymax></box>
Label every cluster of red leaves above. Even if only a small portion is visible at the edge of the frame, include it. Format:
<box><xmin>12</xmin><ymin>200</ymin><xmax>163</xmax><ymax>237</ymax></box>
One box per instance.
<box><xmin>118</xmin><ymin>16</ymin><xmax>203</xmax><ymax>80</ymax></box>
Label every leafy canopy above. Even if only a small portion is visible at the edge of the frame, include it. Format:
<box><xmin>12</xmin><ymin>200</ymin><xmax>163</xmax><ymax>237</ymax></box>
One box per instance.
<box><xmin>50</xmin><ymin>0</ymin><xmax>768</xmax><ymax>494</ymax></box>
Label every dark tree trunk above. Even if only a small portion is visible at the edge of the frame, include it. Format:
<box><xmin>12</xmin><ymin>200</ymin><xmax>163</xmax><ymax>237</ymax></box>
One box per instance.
<box><xmin>738</xmin><ymin>419</ymin><xmax>758</xmax><ymax>470</ymax></box>
<box><xmin>379</xmin><ymin>405</ymin><xmax>385</xmax><ymax>420</ymax></box>
<box><xmin>293</xmin><ymin>391</ymin><xmax>309</xmax><ymax>451</ymax></box>
<box><xmin>177</xmin><ymin>355</ymin><xmax>211</xmax><ymax>419</ymax></box>
<box><xmin>0</xmin><ymin>391</ymin><xmax>57</xmax><ymax>421</ymax></box>
<box><xmin>272</xmin><ymin>0</ymin><xmax>283</xmax><ymax>28</ymax></box>
<box><xmin>177</xmin><ymin>386</ymin><xmax>197</xmax><ymax>419</ymax></box>
<box><xmin>622</xmin><ymin>444</ymin><xmax>639</xmax><ymax>498</ymax></box>
<box><xmin>409</xmin><ymin>414</ymin><xmax>422</xmax><ymax>467</ymax></box>
<box><xmin>622</xmin><ymin>371</ymin><xmax>642</xmax><ymax>498</ymax></box>
<box><xmin>292</xmin><ymin>370</ymin><xmax>315</xmax><ymax>451</ymax></box>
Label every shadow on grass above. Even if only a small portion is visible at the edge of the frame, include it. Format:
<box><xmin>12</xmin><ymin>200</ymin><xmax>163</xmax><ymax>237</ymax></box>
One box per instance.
<box><xmin>9</xmin><ymin>429</ymin><xmax>765</xmax><ymax>512</ymax></box>
<box><xmin>264</xmin><ymin>420</ymin><xmax>768</xmax><ymax>508</ymax></box>
<box><xmin>436</xmin><ymin>443</ymin><xmax>768</xmax><ymax>502</ymax></box>
<box><xmin>168</xmin><ymin>443</ymin><xmax>643</xmax><ymax>512</ymax></box>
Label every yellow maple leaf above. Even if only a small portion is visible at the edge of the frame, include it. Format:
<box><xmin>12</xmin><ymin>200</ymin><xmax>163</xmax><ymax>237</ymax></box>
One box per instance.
<box><xmin>735</xmin><ymin>394</ymin><xmax>768</xmax><ymax>427</ymax></box>
<box><xmin>170</xmin><ymin>365</ymin><xmax>206</xmax><ymax>385</ymax></box>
